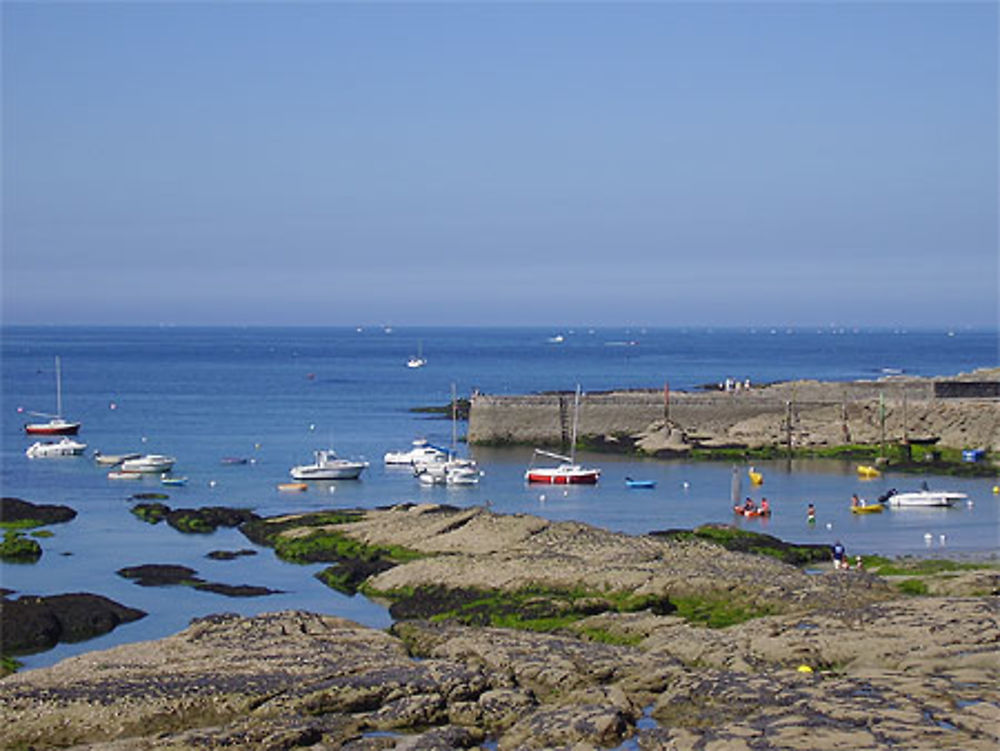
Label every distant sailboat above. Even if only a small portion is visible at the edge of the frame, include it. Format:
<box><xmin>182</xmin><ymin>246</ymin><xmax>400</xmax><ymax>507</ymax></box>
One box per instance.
<box><xmin>23</xmin><ymin>356</ymin><xmax>81</xmax><ymax>435</ymax></box>
<box><xmin>406</xmin><ymin>340</ymin><xmax>427</xmax><ymax>369</ymax></box>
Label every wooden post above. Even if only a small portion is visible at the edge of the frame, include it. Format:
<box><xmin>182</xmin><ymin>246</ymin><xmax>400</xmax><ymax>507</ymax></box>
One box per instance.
<box><xmin>663</xmin><ymin>381</ymin><xmax>670</xmax><ymax>423</ymax></box>
<box><xmin>785</xmin><ymin>400</ymin><xmax>793</xmax><ymax>457</ymax></box>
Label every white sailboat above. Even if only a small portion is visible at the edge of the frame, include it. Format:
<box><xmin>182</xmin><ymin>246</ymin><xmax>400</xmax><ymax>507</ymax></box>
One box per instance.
<box><xmin>406</xmin><ymin>340</ymin><xmax>427</xmax><ymax>369</ymax></box>
<box><xmin>23</xmin><ymin>356</ymin><xmax>81</xmax><ymax>435</ymax></box>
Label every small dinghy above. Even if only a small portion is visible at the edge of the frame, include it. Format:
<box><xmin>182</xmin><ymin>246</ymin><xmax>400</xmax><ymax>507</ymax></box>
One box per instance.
<box><xmin>625</xmin><ymin>477</ymin><xmax>656</xmax><ymax>489</ymax></box>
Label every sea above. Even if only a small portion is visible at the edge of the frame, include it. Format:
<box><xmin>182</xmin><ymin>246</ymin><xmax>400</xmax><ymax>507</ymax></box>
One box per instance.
<box><xmin>2</xmin><ymin>325</ymin><xmax>998</xmax><ymax>670</ymax></box>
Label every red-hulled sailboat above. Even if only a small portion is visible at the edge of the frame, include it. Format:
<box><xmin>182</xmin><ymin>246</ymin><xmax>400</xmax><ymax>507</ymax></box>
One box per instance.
<box><xmin>24</xmin><ymin>357</ymin><xmax>81</xmax><ymax>435</ymax></box>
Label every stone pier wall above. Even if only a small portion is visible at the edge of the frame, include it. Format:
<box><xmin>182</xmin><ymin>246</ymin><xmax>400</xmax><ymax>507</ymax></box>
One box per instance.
<box><xmin>468</xmin><ymin>375</ymin><xmax>998</xmax><ymax>452</ymax></box>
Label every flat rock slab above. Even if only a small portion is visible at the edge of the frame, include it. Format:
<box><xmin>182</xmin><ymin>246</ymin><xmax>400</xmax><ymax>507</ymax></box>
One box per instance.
<box><xmin>0</xmin><ymin>497</ymin><xmax>76</xmax><ymax>526</ymax></box>
<box><xmin>2</xmin><ymin>599</ymin><xmax>997</xmax><ymax>750</ymax></box>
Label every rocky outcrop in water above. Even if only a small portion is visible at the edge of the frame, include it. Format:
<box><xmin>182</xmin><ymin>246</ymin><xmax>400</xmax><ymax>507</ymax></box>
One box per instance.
<box><xmin>0</xmin><ymin>592</ymin><xmax>145</xmax><ymax>656</ymax></box>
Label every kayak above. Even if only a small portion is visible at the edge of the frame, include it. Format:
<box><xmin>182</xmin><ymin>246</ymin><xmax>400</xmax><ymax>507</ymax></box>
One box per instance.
<box><xmin>850</xmin><ymin>503</ymin><xmax>884</xmax><ymax>514</ymax></box>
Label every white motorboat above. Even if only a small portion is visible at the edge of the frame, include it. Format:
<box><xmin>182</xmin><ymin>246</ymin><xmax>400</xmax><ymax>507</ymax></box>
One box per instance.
<box><xmin>120</xmin><ymin>454</ymin><xmax>177</xmax><ymax>474</ymax></box>
<box><xmin>23</xmin><ymin>357</ymin><xmax>81</xmax><ymax>435</ymax></box>
<box><xmin>886</xmin><ymin>489</ymin><xmax>968</xmax><ymax>507</ymax></box>
<box><xmin>385</xmin><ymin>438</ymin><xmax>448</xmax><ymax>465</ymax></box>
<box><xmin>26</xmin><ymin>437</ymin><xmax>87</xmax><ymax>458</ymax></box>
<box><xmin>415</xmin><ymin>458</ymin><xmax>482</xmax><ymax>487</ymax></box>
<box><xmin>290</xmin><ymin>449</ymin><xmax>368</xmax><ymax>480</ymax></box>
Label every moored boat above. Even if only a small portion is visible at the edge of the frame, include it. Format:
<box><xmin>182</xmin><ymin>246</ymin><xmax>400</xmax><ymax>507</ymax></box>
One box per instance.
<box><xmin>94</xmin><ymin>451</ymin><xmax>141</xmax><ymax>467</ymax></box>
<box><xmin>120</xmin><ymin>454</ymin><xmax>176</xmax><ymax>474</ymax></box>
<box><xmin>23</xmin><ymin>357</ymin><xmax>81</xmax><ymax>435</ymax></box>
<box><xmin>290</xmin><ymin>450</ymin><xmax>368</xmax><ymax>480</ymax></box>
<box><xmin>856</xmin><ymin>465</ymin><xmax>881</xmax><ymax>478</ymax></box>
<box><xmin>26</xmin><ymin>437</ymin><xmax>87</xmax><ymax>458</ymax></box>
<box><xmin>525</xmin><ymin>385</ymin><xmax>600</xmax><ymax>485</ymax></box>
<box><xmin>625</xmin><ymin>478</ymin><xmax>656</xmax><ymax>489</ymax></box>
<box><xmin>384</xmin><ymin>439</ymin><xmax>448</xmax><ymax>465</ymax></box>
<box><xmin>160</xmin><ymin>475</ymin><xmax>188</xmax><ymax>486</ymax></box>
<box><xmin>277</xmin><ymin>482</ymin><xmax>308</xmax><ymax>492</ymax></box>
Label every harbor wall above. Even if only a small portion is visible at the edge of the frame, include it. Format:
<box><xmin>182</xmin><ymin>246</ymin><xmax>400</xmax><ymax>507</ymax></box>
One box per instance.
<box><xmin>467</xmin><ymin>374</ymin><xmax>999</xmax><ymax>453</ymax></box>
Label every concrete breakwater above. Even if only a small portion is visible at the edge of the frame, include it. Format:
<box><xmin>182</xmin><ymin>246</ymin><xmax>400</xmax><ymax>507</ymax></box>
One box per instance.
<box><xmin>468</xmin><ymin>369</ymin><xmax>1000</xmax><ymax>455</ymax></box>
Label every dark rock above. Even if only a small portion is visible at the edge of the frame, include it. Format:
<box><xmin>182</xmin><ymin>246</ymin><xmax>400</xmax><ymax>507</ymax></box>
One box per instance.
<box><xmin>206</xmin><ymin>548</ymin><xmax>258</xmax><ymax>560</ymax></box>
<box><xmin>0</xmin><ymin>497</ymin><xmax>77</xmax><ymax>526</ymax></box>
<box><xmin>0</xmin><ymin>592</ymin><xmax>145</xmax><ymax>655</ymax></box>
<box><xmin>117</xmin><ymin>564</ymin><xmax>280</xmax><ymax>598</ymax></box>
<box><xmin>118</xmin><ymin>564</ymin><xmax>200</xmax><ymax>587</ymax></box>
<box><xmin>131</xmin><ymin>504</ymin><xmax>260</xmax><ymax>533</ymax></box>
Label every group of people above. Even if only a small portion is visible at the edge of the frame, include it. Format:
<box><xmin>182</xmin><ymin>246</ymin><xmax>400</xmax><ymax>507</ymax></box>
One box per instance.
<box><xmin>736</xmin><ymin>496</ymin><xmax>770</xmax><ymax>516</ymax></box>
<box><xmin>831</xmin><ymin>540</ymin><xmax>864</xmax><ymax>570</ymax></box>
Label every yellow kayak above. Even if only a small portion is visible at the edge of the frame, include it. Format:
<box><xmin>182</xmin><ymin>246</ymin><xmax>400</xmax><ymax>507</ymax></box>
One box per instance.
<box><xmin>857</xmin><ymin>465</ymin><xmax>881</xmax><ymax>478</ymax></box>
<box><xmin>851</xmin><ymin>503</ymin><xmax>883</xmax><ymax>514</ymax></box>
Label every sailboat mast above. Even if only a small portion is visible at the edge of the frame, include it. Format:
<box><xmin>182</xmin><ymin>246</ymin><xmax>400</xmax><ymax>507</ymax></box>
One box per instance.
<box><xmin>55</xmin><ymin>356</ymin><xmax>63</xmax><ymax>418</ymax></box>
<box><xmin>570</xmin><ymin>384</ymin><xmax>581</xmax><ymax>462</ymax></box>
<box><xmin>451</xmin><ymin>382</ymin><xmax>458</xmax><ymax>459</ymax></box>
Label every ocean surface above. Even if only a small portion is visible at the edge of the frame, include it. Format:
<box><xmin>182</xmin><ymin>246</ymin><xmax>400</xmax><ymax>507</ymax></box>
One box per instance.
<box><xmin>2</xmin><ymin>325</ymin><xmax>998</xmax><ymax>670</ymax></box>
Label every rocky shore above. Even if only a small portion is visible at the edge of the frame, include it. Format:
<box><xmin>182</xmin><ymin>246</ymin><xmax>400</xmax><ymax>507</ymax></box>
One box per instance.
<box><xmin>2</xmin><ymin>503</ymin><xmax>997</xmax><ymax>750</ymax></box>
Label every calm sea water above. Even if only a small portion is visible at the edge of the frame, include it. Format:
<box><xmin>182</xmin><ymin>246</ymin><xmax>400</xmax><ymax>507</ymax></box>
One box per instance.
<box><xmin>2</xmin><ymin>326</ymin><xmax>997</xmax><ymax>669</ymax></box>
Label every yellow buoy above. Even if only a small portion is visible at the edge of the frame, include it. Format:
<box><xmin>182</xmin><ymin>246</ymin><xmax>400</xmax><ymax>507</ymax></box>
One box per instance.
<box><xmin>796</xmin><ymin>665</ymin><xmax>814</xmax><ymax>673</ymax></box>
<box><xmin>993</xmin><ymin>485</ymin><xmax>999</xmax><ymax>495</ymax></box>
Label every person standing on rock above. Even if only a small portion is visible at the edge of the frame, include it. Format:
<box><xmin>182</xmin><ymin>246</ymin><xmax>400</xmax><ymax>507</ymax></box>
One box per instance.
<box><xmin>832</xmin><ymin>540</ymin><xmax>846</xmax><ymax>570</ymax></box>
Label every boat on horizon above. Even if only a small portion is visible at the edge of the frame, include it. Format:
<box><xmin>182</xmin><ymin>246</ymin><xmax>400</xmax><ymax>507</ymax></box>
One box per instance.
<box><xmin>23</xmin><ymin>357</ymin><xmax>81</xmax><ymax>435</ymax></box>
<box><xmin>290</xmin><ymin>449</ymin><xmax>368</xmax><ymax>480</ymax></box>
<box><xmin>406</xmin><ymin>340</ymin><xmax>427</xmax><ymax>369</ymax></box>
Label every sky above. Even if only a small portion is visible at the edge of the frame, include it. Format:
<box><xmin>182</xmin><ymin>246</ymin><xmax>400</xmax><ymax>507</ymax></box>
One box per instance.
<box><xmin>2</xmin><ymin>1</ymin><xmax>997</xmax><ymax>328</ymax></box>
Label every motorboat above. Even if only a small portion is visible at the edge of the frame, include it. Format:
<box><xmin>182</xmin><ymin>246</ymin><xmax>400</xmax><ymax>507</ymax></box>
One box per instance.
<box><xmin>120</xmin><ymin>454</ymin><xmax>177</xmax><ymax>474</ymax></box>
<box><xmin>290</xmin><ymin>450</ymin><xmax>368</xmax><ymax>481</ymax></box>
<box><xmin>108</xmin><ymin>471</ymin><xmax>142</xmax><ymax>480</ymax></box>
<box><xmin>26</xmin><ymin>437</ymin><xmax>87</xmax><ymax>458</ymax></box>
<box><xmin>384</xmin><ymin>438</ymin><xmax>448</xmax><ymax>465</ymax></box>
<box><xmin>160</xmin><ymin>475</ymin><xmax>188</xmax><ymax>486</ymax></box>
<box><xmin>94</xmin><ymin>451</ymin><xmax>141</xmax><ymax>467</ymax></box>
<box><xmin>416</xmin><ymin>457</ymin><xmax>482</xmax><ymax>486</ymax></box>
<box><xmin>886</xmin><ymin>489</ymin><xmax>967</xmax><ymax>507</ymax></box>
<box><xmin>23</xmin><ymin>357</ymin><xmax>81</xmax><ymax>435</ymax></box>
<box><xmin>525</xmin><ymin>385</ymin><xmax>600</xmax><ymax>485</ymax></box>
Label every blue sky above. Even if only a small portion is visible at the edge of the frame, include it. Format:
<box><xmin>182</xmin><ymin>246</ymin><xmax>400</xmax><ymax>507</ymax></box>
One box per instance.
<box><xmin>3</xmin><ymin>2</ymin><xmax>997</xmax><ymax>328</ymax></box>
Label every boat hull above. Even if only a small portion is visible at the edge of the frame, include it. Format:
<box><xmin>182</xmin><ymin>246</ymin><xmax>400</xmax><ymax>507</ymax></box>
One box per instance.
<box><xmin>290</xmin><ymin>464</ymin><xmax>366</xmax><ymax>481</ymax></box>
<box><xmin>25</xmin><ymin>421</ymin><xmax>81</xmax><ymax>436</ymax></box>
<box><xmin>120</xmin><ymin>455</ymin><xmax>176</xmax><ymax>473</ymax></box>
<box><xmin>26</xmin><ymin>438</ymin><xmax>87</xmax><ymax>458</ymax></box>
<box><xmin>525</xmin><ymin>469</ymin><xmax>600</xmax><ymax>485</ymax></box>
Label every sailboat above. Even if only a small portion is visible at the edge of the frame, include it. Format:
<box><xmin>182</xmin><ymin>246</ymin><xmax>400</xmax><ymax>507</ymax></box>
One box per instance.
<box><xmin>24</xmin><ymin>356</ymin><xmax>81</xmax><ymax>435</ymax></box>
<box><xmin>525</xmin><ymin>385</ymin><xmax>601</xmax><ymax>484</ymax></box>
<box><xmin>406</xmin><ymin>340</ymin><xmax>427</xmax><ymax>369</ymax></box>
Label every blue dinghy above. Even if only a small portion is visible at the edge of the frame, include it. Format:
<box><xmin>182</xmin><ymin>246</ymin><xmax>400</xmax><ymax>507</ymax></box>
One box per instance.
<box><xmin>625</xmin><ymin>477</ymin><xmax>656</xmax><ymax>489</ymax></box>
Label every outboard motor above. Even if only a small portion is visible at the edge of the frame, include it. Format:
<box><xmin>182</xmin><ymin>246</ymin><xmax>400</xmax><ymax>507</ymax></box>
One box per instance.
<box><xmin>878</xmin><ymin>488</ymin><xmax>897</xmax><ymax>503</ymax></box>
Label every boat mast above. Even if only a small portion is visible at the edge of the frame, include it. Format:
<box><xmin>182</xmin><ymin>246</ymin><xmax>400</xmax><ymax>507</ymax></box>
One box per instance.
<box><xmin>570</xmin><ymin>384</ymin><xmax>581</xmax><ymax>463</ymax></box>
<box><xmin>55</xmin><ymin>356</ymin><xmax>63</xmax><ymax>418</ymax></box>
<box><xmin>451</xmin><ymin>382</ymin><xmax>458</xmax><ymax>460</ymax></box>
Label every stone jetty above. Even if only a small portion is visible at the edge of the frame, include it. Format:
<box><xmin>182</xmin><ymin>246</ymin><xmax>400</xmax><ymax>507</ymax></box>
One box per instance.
<box><xmin>467</xmin><ymin>368</ymin><xmax>1000</xmax><ymax>455</ymax></box>
<box><xmin>2</xmin><ymin>503</ymin><xmax>997</xmax><ymax>750</ymax></box>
